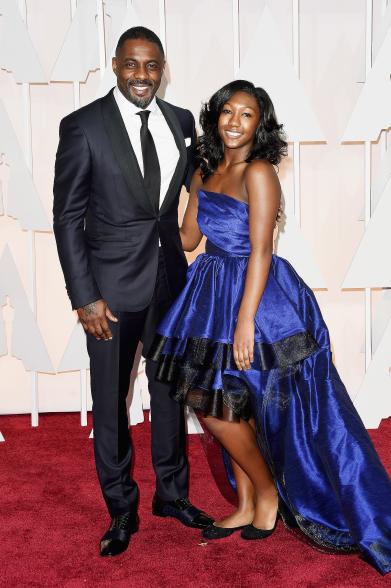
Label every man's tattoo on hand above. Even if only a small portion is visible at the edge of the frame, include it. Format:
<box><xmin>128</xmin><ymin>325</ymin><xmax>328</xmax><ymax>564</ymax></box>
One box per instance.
<box><xmin>83</xmin><ymin>302</ymin><xmax>97</xmax><ymax>316</ymax></box>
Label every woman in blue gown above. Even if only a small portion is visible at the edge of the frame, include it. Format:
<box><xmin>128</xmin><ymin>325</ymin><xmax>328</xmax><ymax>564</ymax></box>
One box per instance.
<box><xmin>149</xmin><ymin>80</ymin><xmax>391</xmax><ymax>575</ymax></box>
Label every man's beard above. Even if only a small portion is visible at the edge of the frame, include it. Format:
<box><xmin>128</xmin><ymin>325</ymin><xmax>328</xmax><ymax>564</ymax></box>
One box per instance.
<box><xmin>129</xmin><ymin>94</ymin><xmax>153</xmax><ymax>108</ymax></box>
<box><xmin>126</xmin><ymin>81</ymin><xmax>155</xmax><ymax>109</ymax></box>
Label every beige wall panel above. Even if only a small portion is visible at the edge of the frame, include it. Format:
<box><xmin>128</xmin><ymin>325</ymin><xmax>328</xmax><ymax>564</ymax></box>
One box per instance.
<box><xmin>165</xmin><ymin>0</ymin><xmax>234</xmax><ymax>115</ymax></box>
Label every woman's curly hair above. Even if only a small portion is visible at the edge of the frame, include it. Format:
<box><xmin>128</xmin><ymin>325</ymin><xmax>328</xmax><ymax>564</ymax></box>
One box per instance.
<box><xmin>197</xmin><ymin>80</ymin><xmax>287</xmax><ymax>182</ymax></box>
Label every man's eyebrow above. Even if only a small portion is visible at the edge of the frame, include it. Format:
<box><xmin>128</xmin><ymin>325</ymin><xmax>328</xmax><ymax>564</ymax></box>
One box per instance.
<box><xmin>123</xmin><ymin>58</ymin><xmax>160</xmax><ymax>64</ymax></box>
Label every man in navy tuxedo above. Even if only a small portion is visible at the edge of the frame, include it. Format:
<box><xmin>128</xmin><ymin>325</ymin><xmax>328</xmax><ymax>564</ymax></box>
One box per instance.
<box><xmin>53</xmin><ymin>26</ymin><xmax>213</xmax><ymax>556</ymax></box>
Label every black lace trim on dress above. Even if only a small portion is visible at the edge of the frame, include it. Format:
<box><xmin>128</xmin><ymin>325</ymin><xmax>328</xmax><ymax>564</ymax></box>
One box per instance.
<box><xmin>148</xmin><ymin>331</ymin><xmax>318</xmax><ymax>419</ymax></box>
<box><xmin>149</xmin><ymin>331</ymin><xmax>318</xmax><ymax>372</ymax></box>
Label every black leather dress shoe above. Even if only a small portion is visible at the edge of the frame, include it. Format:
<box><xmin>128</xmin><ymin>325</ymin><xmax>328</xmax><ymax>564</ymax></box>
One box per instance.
<box><xmin>152</xmin><ymin>495</ymin><xmax>214</xmax><ymax>529</ymax></box>
<box><xmin>100</xmin><ymin>512</ymin><xmax>139</xmax><ymax>557</ymax></box>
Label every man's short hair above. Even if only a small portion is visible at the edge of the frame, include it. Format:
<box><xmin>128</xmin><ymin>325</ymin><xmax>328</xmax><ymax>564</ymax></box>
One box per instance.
<box><xmin>116</xmin><ymin>26</ymin><xmax>165</xmax><ymax>58</ymax></box>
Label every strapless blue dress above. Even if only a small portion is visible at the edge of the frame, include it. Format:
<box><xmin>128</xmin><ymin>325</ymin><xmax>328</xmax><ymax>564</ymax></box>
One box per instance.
<box><xmin>149</xmin><ymin>189</ymin><xmax>391</xmax><ymax>575</ymax></box>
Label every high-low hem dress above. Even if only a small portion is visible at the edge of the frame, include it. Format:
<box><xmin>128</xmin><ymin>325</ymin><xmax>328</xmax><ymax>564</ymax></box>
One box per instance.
<box><xmin>149</xmin><ymin>189</ymin><xmax>391</xmax><ymax>575</ymax></box>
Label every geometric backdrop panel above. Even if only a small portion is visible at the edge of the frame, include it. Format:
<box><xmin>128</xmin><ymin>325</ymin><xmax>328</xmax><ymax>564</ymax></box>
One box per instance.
<box><xmin>0</xmin><ymin>246</ymin><xmax>53</xmax><ymax>372</ymax></box>
<box><xmin>275</xmin><ymin>210</ymin><xmax>326</xmax><ymax>288</ymax></box>
<box><xmin>342</xmin><ymin>176</ymin><xmax>391</xmax><ymax>288</ymax></box>
<box><xmin>0</xmin><ymin>0</ymin><xmax>46</xmax><ymax>83</ymax></box>
<box><xmin>57</xmin><ymin>322</ymin><xmax>89</xmax><ymax>372</ymax></box>
<box><xmin>238</xmin><ymin>6</ymin><xmax>324</xmax><ymax>142</ymax></box>
<box><xmin>0</xmin><ymin>309</ymin><xmax>6</xmax><ymax>357</ymax></box>
<box><xmin>371</xmin><ymin>290</ymin><xmax>391</xmax><ymax>354</ymax></box>
<box><xmin>341</xmin><ymin>25</ymin><xmax>391</xmax><ymax>142</ymax></box>
<box><xmin>51</xmin><ymin>0</ymin><xmax>99</xmax><ymax>82</ymax></box>
<box><xmin>354</xmin><ymin>316</ymin><xmax>391</xmax><ymax>428</ymax></box>
<box><xmin>0</xmin><ymin>101</ymin><xmax>50</xmax><ymax>231</ymax></box>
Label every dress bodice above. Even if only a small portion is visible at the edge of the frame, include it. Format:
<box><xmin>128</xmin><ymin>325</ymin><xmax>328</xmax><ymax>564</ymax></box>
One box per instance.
<box><xmin>197</xmin><ymin>189</ymin><xmax>251</xmax><ymax>256</ymax></box>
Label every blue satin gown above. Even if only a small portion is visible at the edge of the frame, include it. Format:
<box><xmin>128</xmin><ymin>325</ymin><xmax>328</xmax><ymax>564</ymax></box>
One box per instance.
<box><xmin>150</xmin><ymin>189</ymin><xmax>391</xmax><ymax>575</ymax></box>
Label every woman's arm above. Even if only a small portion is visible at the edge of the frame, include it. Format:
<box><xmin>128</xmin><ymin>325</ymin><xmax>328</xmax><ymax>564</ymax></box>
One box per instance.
<box><xmin>233</xmin><ymin>160</ymin><xmax>281</xmax><ymax>371</ymax></box>
<box><xmin>179</xmin><ymin>170</ymin><xmax>203</xmax><ymax>252</ymax></box>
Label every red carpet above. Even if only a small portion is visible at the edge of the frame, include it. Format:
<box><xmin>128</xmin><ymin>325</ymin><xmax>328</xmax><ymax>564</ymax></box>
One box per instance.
<box><xmin>1</xmin><ymin>413</ymin><xmax>391</xmax><ymax>588</ymax></box>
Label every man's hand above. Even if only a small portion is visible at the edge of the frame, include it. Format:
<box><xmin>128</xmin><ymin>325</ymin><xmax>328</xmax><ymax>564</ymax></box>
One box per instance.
<box><xmin>77</xmin><ymin>299</ymin><xmax>118</xmax><ymax>341</ymax></box>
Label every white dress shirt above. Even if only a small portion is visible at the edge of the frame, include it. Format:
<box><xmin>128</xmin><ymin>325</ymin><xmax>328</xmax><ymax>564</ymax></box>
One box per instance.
<box><xmin>113</xmin><ymin>86</ymin><xmax>179</xmax><ymax>210</ymax></box>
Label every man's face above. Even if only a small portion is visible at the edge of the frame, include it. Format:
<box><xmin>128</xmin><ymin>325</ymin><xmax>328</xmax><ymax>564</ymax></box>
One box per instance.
<box><xmin>112</xmin><ymin>38</ymin><xmax>165</xmax><ymax>108</ymax></box>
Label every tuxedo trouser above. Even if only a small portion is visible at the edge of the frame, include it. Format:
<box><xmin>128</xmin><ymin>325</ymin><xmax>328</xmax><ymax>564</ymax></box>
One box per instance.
<box><xmin>86</xmin><ymin>251</ymin><xmax>189</xmax><ymax>516</ymax></box>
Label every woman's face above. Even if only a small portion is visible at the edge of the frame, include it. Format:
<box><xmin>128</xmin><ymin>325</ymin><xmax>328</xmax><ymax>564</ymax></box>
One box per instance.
<box><xmin>217</xmin><ymin>90</ymin><xmax>261</xmax><ymax>151</ymax></box>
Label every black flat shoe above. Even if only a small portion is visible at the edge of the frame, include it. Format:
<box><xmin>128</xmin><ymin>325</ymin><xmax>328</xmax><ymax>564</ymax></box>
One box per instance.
<box><xmin>240</xmin><ymin>514</ymin><xmax>279</xmax><ymax>540</ymax></box>
<box><xmin>202</xmin><ymin>523</ymin><xmax>246</xmax><ymax>539</ymax></box>
<box><xmin>152</xmin><ymin>495</ymin><xmax>214</xmax><ymax>529</ymax></box>
<box><xmin>100</xmin><ymin>512</ymin><xmax>139</xmax><ymax>557</ymax></box>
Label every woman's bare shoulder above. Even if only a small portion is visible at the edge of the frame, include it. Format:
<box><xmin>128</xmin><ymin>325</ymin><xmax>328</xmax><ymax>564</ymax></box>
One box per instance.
<box><xmin>244</xmin><ymin>159</ymin><xmax>278</xmax><ymax>186</ymax></box>
<box><xmin>244</xmin><ymin>160</ymin><xmax>280</xmax><ymax>204</ymax></box>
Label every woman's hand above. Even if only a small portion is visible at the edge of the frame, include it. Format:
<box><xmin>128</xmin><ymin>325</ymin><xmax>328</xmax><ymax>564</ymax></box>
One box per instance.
<box><xmin>233</xmin><ymin>317</ymin><xmax>255</xmax><ymax>370</ymax></box>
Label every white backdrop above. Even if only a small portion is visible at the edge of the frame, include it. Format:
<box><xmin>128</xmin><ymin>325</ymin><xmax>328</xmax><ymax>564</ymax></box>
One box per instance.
<box><xmin>0</xmin><ymin>0</ymin><xmax>390</xmax><ymax>434</ymax></box>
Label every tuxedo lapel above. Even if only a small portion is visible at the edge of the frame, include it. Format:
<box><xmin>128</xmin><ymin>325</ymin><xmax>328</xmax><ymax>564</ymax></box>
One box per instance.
<box><xmin>156</xmin><ymin>98</ymin><xmax>187</xmax><ymax>216</ymax></box>
<box><xmin>101</xmin><ymin>90</ymin><xmax>156</xmax><ymax>216</ymax></box>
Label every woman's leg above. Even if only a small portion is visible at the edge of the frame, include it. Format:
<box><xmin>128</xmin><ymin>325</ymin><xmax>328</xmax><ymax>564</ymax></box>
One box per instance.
<box><xmin>216</xmin><ymin>456</ymin><xmax>255</xmax><ymax>527</ymax></box>
<box><xmin>203</xmin><ymin>414</ymin><xmax>278</xmax><ymax>529</ymax></box>
<box><xmin>212</xmin><ymin>417</ymin><xmax>257</xmax><ymax>527</ymax></box>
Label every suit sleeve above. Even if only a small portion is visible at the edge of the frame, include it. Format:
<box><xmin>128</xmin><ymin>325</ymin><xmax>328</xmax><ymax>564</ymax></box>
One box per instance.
<box><xmin>184</xmin><ymin>110</ymin><xmax>197</xmax><ymax>192</ymax></box>
<box><xmin>53</xmin><ymin>116</ymin><xmax>101</xmax><ymax>310</ymax></box>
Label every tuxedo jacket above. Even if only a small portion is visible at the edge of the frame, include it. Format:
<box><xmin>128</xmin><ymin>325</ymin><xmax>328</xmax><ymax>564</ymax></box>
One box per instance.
<box><xmin>53</xmin><ymin>88</ymin><xmax>196</xmax><ymax>312</ymax></box>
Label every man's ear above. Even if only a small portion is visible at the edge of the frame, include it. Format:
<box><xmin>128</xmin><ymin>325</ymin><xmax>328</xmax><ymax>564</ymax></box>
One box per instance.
<box><xmin>112</xmin><ymin>56</ymin><xmax>117</xmax><ymax>75</ymax></box>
